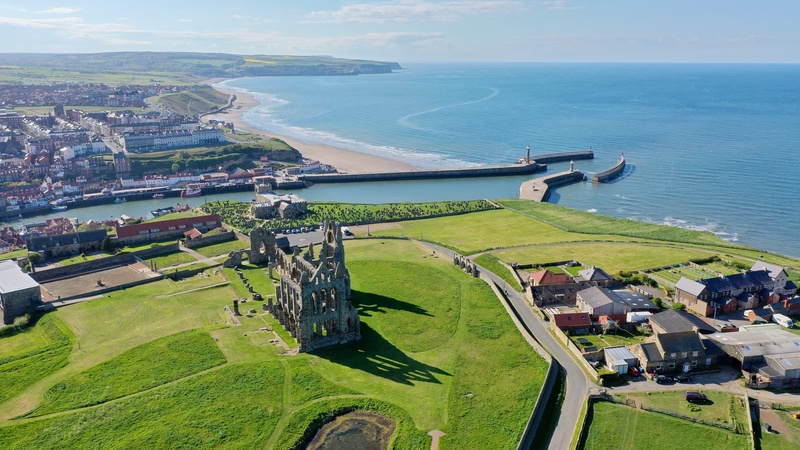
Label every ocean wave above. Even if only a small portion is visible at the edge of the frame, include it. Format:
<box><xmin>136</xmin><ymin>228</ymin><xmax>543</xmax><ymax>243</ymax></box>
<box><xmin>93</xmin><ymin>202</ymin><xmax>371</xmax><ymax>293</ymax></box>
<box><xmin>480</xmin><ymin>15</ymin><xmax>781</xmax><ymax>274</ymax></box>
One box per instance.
<box><xmin>634</xmin><ymin>215</ymin><xmax>739</xmax><ymax>242</ymax></box>
<box><xmin>586</xmin><ymin>208</ymin><xmax>598</xmax><ymax>213</ymax></box>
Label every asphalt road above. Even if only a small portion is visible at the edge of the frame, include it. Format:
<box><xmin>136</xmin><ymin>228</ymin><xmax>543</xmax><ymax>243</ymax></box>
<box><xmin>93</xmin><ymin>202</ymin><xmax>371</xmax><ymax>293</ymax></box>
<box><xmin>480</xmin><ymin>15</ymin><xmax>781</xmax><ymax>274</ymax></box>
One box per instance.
<box><xmin>421</xmin><ymin>242</ymin><xmax>588</xmax><ymax>450</ymax></box>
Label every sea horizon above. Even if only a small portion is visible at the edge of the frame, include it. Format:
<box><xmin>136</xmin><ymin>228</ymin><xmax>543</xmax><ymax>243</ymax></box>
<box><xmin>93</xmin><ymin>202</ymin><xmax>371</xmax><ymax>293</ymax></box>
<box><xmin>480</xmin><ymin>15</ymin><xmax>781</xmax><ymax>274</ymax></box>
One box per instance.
<box><xmin>218</xmin><ymin>62</ymin><xmax>800</xmax><ymax>257</ymax></box>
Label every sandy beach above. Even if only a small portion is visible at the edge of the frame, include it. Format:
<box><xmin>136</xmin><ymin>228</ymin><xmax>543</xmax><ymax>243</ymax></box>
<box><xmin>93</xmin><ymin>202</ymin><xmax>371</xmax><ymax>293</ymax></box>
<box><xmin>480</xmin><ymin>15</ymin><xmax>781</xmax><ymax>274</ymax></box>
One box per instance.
<box><xmin>210</xmin><ymin>84</ymin><xmax>419</xmax><ymax>174</ymax></box>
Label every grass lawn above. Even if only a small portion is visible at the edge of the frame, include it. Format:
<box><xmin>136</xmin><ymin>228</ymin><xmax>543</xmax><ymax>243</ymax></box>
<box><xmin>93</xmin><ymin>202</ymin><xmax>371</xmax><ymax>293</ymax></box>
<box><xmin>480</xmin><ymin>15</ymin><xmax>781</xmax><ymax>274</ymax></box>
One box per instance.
<box><xmin>0</xmin><ymin>315</ymin><xmax>73</xmax><ymax>405</ymax></box>
<box><xmin>0</xmin><ymin>249</ymin><xmax>28</xmax><ymax>261</ymax></box>
<box><xmin>0</xmin><ymin>239</ymin><xmax>548</xmax><ymax>449</ymax></box>
<box><xmin>492</xmin><ymin>242</ymin><xmax>713</xmax><ymax>274</ymax></box>
<box><xmin>141</xmin><ymin>211</ymin><xmax>200</xmax><ymax>223</ymax></box>
<box><xmin>571</xmin><ymin>328</ymin><xmax>650</xmax><ymax>350</ymax></box>
<box><xmin>623</xmin><ymin>390</ymin><xmax>748</xmax><ymax>429</ymax></box>
<box><xmin>142</xmin><ymin>250</ymin><xmax>197</xmax><ymax>268</ymax></box>
<box><xmin>585</xmin><ymin>401</ymin><xmax>750</xmax><ymax>450</ymax></box>
<box><xmin>191</xmin><ymin>239</ymin><xmax>248</xmax><ymax>258</ymax></box>
<box><xmin>27</xmin><ymin>329</ymin><xmax>226</xmax><ymax>417</ymax></box>
<box><xmin>57</xmin><ymin>253</ymin><xmax>110</xmax><ymax>266</ymax></box>
<box><xmin>370</xmin><ymin>209</ymin><xmax>646</xmax><ymax>255</ymax></box>
<box><xmin>473</xmin><ymin>253</ymin><xmax>522</xmax><ymax>290</ymax></box>
<box><xmin>498</xmin><ymin>199</ymin><xmax>750</xmax><ymax>249</ymax></box>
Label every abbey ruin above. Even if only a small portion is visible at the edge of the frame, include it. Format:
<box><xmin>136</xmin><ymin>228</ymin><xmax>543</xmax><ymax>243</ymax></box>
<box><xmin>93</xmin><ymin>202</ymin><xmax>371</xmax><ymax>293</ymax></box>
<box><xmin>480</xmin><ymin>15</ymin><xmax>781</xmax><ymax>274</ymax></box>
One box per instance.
<box><xmin>230</xmin><ymin>220</ymin><xmax>361</xmax><ymax>352</ymax></box>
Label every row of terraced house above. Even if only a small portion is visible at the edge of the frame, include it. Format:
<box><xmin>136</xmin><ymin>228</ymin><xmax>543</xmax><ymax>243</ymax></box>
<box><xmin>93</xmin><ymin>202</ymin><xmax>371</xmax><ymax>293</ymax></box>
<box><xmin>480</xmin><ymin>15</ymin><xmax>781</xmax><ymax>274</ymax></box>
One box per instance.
<box><xmin>674</xmin><ymin>262</ymin><xmax>797</xmax><ymax>317</ymax></box>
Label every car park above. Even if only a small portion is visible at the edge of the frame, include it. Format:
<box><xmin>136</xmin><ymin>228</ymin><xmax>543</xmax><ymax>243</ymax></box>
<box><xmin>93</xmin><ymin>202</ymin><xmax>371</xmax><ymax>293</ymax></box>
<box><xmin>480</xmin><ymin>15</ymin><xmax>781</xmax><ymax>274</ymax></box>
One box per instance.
<box><xmin>684</xmin><ymin>391</ymin><xmax>707</xmax><ymax>403</ymax></box>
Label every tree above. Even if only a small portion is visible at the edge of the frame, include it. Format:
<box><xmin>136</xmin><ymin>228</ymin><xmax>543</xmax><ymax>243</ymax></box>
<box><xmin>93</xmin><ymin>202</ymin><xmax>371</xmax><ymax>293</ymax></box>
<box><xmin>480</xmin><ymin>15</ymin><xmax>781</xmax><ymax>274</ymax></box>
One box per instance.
<box><xmin>102</xmin><ymin>236</ymin><xmax>115</xmax><ymax>253</ymax></box>
<box><xmin>673</xmin><ymin>303</ymin><xmax>686</xmax><ymax>311</ymax></box>
<box><xmin>27</xmin><ymin>252</ymin><xmax>42</xmax><ymax>264</ymax></box>
<box><xmin>171</xmin><ymin>162</ymin><xmax>182</xmax><ymax>173</ymax></box>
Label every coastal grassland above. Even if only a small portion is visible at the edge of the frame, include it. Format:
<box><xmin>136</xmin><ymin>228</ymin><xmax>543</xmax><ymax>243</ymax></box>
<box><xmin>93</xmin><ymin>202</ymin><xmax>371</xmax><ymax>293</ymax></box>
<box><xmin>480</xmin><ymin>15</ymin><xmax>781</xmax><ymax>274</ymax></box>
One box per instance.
<box><xmin>490</xmin><ymin>242</ymin><xmax>714</xmax><ymax>274</ymax></box>
<box><xmin>13</xmin><ymin>105</ymin><xmax>151</xmax><ymax>115</ymax></box>
<box><xmin>142</xmin><ymin>250</ymin><xmax>197</xmax><ymax>268</ymax></box>
<box><xmin>191</xmin><ymin>238</ymin><xmax>248</xmax><ymax>258</ymax></box>
<box><xmin>154</xmin><ymin>86</ymin><xmax>230</xmax><ymax>117</ymax></box>
<box><xmin>124</xmin><ymin>140</ymin><xmax>299</xmax><ymax>177</ymax></box>
<box><xmin>27</xmin><ymin>329</ymin><xmax>226</xmax><ymax>417</ymax></box>
<box><xmin>761</xmin><ymin>433</ymin><xmax>799</xmax><ymax>450</ymax></box>
<box><xmin>0</xmin><ymin>362</ymin><xmax>288</xmax><ymax>449</ymax></box>
<box><xmin>309</xmin><ymin>239</ymin><xmax>547</xmax><ymax>448</ymax></box>
<box><xmin>584</xmin><ymin>402</ymin><xmax>750</xmax><ymax>450</ymax></box>
<box><xmin>497</xmin><ymin>199</ymin><xmax>751</xmax><ymax>248</ymax></box>
<box><xmin>473</xmin><ymin>253</ymin><xmax>522</xmax><ymax>290</ymax></box>
<box><xmin>623</xmin><ymin>390</ymin><xmax>748</xmax><ymax>428</ymax></box>
<box><xmin>369</xmin><ymin>209</ymin><xmax>649</xmax><ymax>255</ymax></box>
<box><xmin>0</xmin><ymin>314</ymin><xmax>73</xmax><ymax>405</ymax></box>
<box><xmin>0</xmin><ymin>67</ymin><xmax>194</xmax><ymax>86</ymax></box>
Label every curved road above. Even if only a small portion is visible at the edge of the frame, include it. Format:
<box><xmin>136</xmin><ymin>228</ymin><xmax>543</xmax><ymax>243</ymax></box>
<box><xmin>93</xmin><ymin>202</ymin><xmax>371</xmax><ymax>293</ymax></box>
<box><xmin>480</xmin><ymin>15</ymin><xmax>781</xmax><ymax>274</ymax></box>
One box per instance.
<box><xmin>421</xmin><ymin>242</ymin><xmax>588</xmax><ymax>450</ymax></box>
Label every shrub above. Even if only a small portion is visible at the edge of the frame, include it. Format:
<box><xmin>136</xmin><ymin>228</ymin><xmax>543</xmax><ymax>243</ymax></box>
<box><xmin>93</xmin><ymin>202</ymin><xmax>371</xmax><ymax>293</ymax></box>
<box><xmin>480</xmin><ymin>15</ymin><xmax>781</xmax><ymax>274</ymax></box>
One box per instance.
<box><xmin>27</xmin><ymin>252</ymin><xmax>42</xmax><ymax>264</ymax></box>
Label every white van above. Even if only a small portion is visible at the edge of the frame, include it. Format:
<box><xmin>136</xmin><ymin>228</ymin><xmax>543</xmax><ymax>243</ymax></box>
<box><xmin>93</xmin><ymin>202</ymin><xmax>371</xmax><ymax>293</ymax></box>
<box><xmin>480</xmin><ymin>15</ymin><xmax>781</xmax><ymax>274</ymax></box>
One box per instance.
<box><xmin>773</xmin><ymin>313</ymin><xmax>793</xmax><ymax>328</ymax></box>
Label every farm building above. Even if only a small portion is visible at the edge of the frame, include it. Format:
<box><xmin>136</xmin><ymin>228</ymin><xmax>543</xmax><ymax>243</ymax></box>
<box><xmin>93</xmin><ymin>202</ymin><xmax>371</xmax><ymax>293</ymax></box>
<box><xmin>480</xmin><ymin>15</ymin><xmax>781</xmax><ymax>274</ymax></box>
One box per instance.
<box><xmin>632</xmin><ymin>330</ymin><xmax>718</xmax><ymax>374</ymax></box>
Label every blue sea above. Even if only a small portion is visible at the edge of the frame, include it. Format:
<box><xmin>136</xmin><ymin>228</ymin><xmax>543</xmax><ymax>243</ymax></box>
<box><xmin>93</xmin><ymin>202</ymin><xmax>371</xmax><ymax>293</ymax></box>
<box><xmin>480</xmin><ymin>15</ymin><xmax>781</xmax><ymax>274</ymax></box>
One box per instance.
<box><xmin>217</xmin><ymin>63</ymin><xmax>800</xmax><ymax>257</ymax></box>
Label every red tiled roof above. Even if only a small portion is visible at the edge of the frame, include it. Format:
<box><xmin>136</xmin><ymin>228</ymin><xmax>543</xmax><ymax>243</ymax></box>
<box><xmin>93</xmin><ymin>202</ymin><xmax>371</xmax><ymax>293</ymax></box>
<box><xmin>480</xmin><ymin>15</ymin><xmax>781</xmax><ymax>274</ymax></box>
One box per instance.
<box><xmin>183</xmin><ymin>228</ymin><xmax>202</xmax><ymax>239</ymax></box>
<box><xmin>553</xmin><ymin>313</ymin><xmax>592</xmax><ymax>328</ymax></box>
<box><xmin>598</xmin><ymin>314</ymin><xmax>627</xmax><ymax>324</ymax></box>
<box><xmin>115</xmin><ymin>214</ymin><xmax>221</xmax><ymax>239</ymax></box>
<box><xmin>530</xmin><ymin>269</ymin><xmax>571</xmax><ymax>286</ymax></box>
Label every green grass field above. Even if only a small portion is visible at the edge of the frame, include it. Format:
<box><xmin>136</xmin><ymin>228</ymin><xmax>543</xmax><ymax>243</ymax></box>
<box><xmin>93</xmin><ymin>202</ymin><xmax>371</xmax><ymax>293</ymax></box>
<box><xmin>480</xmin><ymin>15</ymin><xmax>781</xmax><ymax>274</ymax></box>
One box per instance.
<box><xmin>624</xmin><ymin>390</ymin><xmax>748</xmax><ymax>429</ymax></box>
<box><xmin>28</xmin><ymin>329</ymin><xmax>226</xmax><ymax>417</ymax></box>
<box><xmin>491</xmin><ymin>242</ymin><xmax>714</xmax><ymax>274</ymax></box>
<box><xmin>142</xmin><ymin>250</ymin><xmax>198</xmax><ymax>268</ymax></box>
<box><xmin>0</xmin><ymin>238</ymin><xmax>547</xmax><ymax>449</ymax></box>
<box><xmin>191</xmin><ymin>239</ymin><xmax>248</xmax><ymax>258</ymax></box>
<box><xmin>585</xmin><ymin>401</ymin><xmax>750</xmax><ymax>450</ymax></box>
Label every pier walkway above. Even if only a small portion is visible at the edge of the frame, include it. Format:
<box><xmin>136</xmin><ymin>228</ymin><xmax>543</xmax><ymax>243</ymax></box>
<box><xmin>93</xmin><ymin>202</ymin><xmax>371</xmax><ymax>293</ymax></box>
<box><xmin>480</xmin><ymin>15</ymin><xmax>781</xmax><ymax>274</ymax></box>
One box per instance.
<box><xmin>519</xmin><ymin>170</ymin><xmax>585</xmax><ymax>202</ymax></box>
<box><xmin>299</xmin><ymin>162</ymin><xmax>545</xmax><ymax>184</ymax></box>
<box><xmin>591</xmin><ymin>154</ymin><xmax>625</xmax><ymax>182</ymax></box>
<box><xmin>530</xmin><ymin>149</ymin><xmax>593</xmax><ymax>164</ymax></box>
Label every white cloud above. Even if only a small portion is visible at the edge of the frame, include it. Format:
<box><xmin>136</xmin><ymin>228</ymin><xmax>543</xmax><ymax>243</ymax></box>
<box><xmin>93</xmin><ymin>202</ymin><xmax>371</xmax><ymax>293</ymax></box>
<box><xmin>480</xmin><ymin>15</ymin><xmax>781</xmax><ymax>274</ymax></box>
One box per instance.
<box><xmin>39</xmin><ymin>7</ymin><xmax>80</xmax><ymax>14</ymax></box>
<box><xmin>305</xmin><ymin>0</ymin><xmax>527</xmax><ymax>24</ymax></box>
<box><xmin>535</xmin><ymin>0</ymin><xmax>585</xmax><ymax>11</ymax></box>
<box><xmin>0</xmin><ymin>15</ymin><xmax>82</xmax><ymax>28</ymax></box>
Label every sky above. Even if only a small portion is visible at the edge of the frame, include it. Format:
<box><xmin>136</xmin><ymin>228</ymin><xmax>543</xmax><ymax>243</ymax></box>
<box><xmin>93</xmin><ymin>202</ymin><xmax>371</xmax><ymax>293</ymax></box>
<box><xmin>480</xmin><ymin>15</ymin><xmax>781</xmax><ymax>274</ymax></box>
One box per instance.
<box><xmin>0</xmin><ymin>1</ymin><xmax>798</xmax><ymax>63</ymax></box>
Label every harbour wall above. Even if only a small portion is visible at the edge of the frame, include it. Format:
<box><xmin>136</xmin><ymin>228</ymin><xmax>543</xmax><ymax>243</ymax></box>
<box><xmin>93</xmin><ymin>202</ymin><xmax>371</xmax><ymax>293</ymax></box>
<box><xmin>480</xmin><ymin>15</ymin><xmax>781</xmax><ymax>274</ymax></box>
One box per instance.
<box><xmin>298</xmin><ymin>163</ymin><xmax>546</xmax><ymax>184</ymax></box>
<box><xmin>591</xmin><ymin>154</ymin><xmax>625</xmax><ymax>183</ymax></box>
<box><xmin>530</xmin><ymin>149</ymin><xmax>594</xmax><ymax>164</ymax></box>
<box><xmin>519</xmin><ymin>170</ymin><xmax>586</xmax><ymax>202</ymax></box>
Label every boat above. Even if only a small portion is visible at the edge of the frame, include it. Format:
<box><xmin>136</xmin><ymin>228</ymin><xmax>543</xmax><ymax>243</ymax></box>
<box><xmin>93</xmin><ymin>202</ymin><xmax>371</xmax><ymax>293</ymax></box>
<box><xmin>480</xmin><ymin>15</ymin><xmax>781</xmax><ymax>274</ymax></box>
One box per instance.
<box><xmin>52</xmin><ymin>205</ymin><xmax>68</xmax><ymax>212</ymax></box>
<box><xmin>114</xmin><ymin>197</ymin><xmax>127</xmax><ymax>203</ymax></box>
<box><xmin>180</xmin><ymin>186</ymin><xmax>202</xmax><ymax>198</ymax></box>
<box><xmin>152</xmin><ymin>193</ymin><xmax>165</xmax><ymax>199</ymax></box>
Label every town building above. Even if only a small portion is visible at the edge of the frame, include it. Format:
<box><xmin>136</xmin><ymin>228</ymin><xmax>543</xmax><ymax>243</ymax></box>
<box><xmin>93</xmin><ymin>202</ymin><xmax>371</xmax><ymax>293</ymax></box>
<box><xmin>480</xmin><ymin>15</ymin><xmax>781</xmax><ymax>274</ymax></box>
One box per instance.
<box><xmin>0</xmin><ymin>260</ymin><xmax>41</xmax><ymax>325</ymax></box>
<box><xmin>576</xmin><ymin>286</ymin><xmax>660</xmax><ymax>318</ymax></box>
<box><xmin>121</xmin><ymin>128</ymin><xmax>225</xmax><ymax>153</ymax></box>
<box><xmin>25</xmin><ymin>230</ymin><xmax>108</xmax><ymax>260</ymax></box>
<box><xmin>114</xmin><ymin>214</ymin><xmax>222</xmax><ymax>245</ymax></box>
<box><xmin>529</xmin><ymin>268</ymin><xmax>572</xmax><ymax>286</ymax></box>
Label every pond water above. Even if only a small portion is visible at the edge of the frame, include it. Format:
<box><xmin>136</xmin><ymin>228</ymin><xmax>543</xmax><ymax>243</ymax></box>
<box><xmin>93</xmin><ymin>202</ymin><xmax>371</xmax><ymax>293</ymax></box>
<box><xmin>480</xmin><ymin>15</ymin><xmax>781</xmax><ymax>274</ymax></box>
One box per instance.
<box><xmin>304</xmin><ymin>411</ymin><xmax>396</xmax><ymax>450</ymax></box>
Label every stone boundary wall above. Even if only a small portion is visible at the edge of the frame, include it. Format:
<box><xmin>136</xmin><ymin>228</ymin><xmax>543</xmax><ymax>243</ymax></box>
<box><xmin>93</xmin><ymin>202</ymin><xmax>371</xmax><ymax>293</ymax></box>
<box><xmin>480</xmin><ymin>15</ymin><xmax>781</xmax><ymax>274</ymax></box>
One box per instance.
<box><xmin>31</xmin><ymin>243</ymin><xmax>179</xmax><ymax>283</ymax></box>
<box><xmin>479</xmin><ymin>274</ymin><xmax>557</xmax><ymax>450</ymax></box>
<box><xmin>550</xmin><ymin>322</ymin><xmax>600</xmax><ymax>382</ymax></box>
<box><xmin>575</xmin><ymin>395</ymin><xmax>606</xmax><ymax>450</ymax></box>
<box><xmin>745</xmin><ymin>394</ymin><xmax>758</xmax><ymax>450</ymax></box>
<box><xmin>184</xmin><ymin>231</ymin><xmax>236</xmax><ymax>249</ymax></box>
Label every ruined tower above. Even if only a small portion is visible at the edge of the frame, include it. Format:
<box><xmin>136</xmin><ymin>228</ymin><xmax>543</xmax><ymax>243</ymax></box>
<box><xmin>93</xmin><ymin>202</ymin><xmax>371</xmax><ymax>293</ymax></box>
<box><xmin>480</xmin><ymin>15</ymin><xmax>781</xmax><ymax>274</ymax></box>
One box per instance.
<box><xmin>267</xmin><ymin>220</ymin><xmax>361</xmax><ymax>352</ymax></box>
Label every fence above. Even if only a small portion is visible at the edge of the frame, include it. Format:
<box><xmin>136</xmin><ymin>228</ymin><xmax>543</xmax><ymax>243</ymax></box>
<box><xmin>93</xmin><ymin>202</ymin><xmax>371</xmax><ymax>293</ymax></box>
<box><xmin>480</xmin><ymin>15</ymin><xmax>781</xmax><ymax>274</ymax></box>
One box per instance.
<box><xmin>549</xmin><ymin>323</ymin><xmax>600</xmax><ymax>382</ymax></box>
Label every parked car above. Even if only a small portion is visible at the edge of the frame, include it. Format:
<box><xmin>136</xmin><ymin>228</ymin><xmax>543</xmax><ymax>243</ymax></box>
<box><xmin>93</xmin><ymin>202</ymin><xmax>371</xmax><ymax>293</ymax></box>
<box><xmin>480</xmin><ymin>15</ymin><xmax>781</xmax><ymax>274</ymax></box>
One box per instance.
<box><xmin>629</xmin><ymin>367</ymin><xmax>640</xmax><ymax>377</ymax></box>
<box><xmin>684</xmin><ymin>391</ymin><xmax>707</xmax><ymax>403</ymax></box>
<box><xmin>656</xmin><ymin>375</ymin><xmax>672</xmax><ymax>384</ymax></box>
<box><xmin>675</xmin><ymin>374</ymin><xmax>691</xmax><ymax>383</ymax></box>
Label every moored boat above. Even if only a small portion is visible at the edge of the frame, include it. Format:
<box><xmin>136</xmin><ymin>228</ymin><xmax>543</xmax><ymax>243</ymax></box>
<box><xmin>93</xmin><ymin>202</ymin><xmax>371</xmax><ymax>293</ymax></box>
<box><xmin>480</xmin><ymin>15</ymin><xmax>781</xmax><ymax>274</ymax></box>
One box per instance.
<box><xmin>152</xmin><ymin>193</ymin><xmax>165</xmax><ymax>199</ymax></box>
<box><xmin>180</xmin><ymin>186</ymin><xmax>202</xmax><ymax>198</ymax></box>
<box><xmin>114</xmin><ymin>197</ymin><xmax>127</xmax><ymax>203</ymax></box>
<box><xmin>52</xmin><ymin>205</ymin><xmax>68</xmax><ymax>212</ymax></box>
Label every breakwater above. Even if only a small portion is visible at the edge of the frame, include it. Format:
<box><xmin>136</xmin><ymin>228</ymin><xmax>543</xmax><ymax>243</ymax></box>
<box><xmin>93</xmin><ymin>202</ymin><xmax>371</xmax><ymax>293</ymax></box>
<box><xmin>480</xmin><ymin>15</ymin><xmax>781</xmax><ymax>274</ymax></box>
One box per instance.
<box><xmin>519</xmin><ymin>170</ymin><xmax>586</xmax><ymax>202</ymax></box>
<box><xmin>299</xmin><ymin>162</ymin><xmax>545</xmax><ymax>184</ymax></box>
<box><xmin>530</xmin><ymin>149</ymin><xmax>594</xmax><ymax>164</ymax></box>
<box><xmin>591</xmin><ymin>154</ymin><xmax>625</xmax><ymax>182</ymax></box>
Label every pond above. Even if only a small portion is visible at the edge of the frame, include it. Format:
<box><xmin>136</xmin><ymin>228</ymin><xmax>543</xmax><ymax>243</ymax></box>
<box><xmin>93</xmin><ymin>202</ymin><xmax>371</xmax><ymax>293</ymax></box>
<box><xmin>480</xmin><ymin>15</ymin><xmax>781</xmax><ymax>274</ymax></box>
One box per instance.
<box><xmin>304</xmin><ymin>411</ymin><xmax>396</xmax><ymax>450</ymax></box>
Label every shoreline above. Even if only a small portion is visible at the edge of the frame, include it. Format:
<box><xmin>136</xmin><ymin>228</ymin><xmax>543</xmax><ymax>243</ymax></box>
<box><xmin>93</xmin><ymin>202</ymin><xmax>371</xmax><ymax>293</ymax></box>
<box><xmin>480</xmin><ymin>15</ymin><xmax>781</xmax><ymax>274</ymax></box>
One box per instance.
<box><xmin>208</xmin><ymin>82</ymin><xmax>420</xmax><ymax>174</ymax></box>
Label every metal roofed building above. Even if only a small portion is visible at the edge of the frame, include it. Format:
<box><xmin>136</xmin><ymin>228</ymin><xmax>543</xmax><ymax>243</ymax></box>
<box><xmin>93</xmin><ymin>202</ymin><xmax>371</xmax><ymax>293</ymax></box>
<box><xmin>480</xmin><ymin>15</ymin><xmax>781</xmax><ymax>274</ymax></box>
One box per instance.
<box><xmin>648</xmin><ymin>309</ymin><xmax>717</xmax><ymax>335</ymax></box>
<box><xmin>0</xmin><ymin>260</ymin><xmax>41</xmax><ymax>324</ymax></box>
<box><xmin>604</xmin><ymin>345</ymin><xmax>639</xmax><ymax>374</ymax></box>
<box><xmin>706</xmin><ymin>327</ymin><xmax>800</xmax><ymax>388</ymax></box>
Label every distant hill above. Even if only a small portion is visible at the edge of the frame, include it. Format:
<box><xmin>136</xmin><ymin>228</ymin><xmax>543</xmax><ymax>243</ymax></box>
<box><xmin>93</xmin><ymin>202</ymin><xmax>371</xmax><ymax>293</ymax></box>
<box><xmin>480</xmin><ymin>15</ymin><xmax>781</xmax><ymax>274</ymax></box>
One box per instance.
<box><xmin>0</xmin><ymin>52</ymin><xmax>402</xmax><ymax>80</ymax></box>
